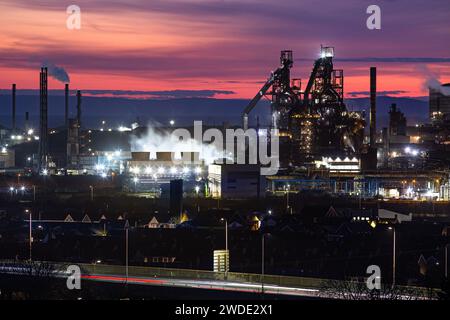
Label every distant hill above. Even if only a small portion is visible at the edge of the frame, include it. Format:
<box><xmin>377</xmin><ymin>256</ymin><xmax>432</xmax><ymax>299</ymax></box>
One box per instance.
<box><xmin>0</xmin><ymin>95</ymin><xmax>428</xmax><ymax>130</ymax></box>
<box><xmin>345</xmin><ymin>96</ymin><xmax>429</xmax><ymax>128</ymax></box>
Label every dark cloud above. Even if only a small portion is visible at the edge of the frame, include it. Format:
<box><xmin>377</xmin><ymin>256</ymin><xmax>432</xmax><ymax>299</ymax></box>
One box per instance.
<box><xmin>335</xmin><ymin>58</ymin><xmax>450</xmax><ymax>63</ymax></box>
<box><xmin>0</xmin><ymin>88</ymin><xmax>235</xmax><ymax>99</ymax></box>
<box><xmin>295</xmin><ymin>57</ymin><xmax>450</xmax><ymax>63</ymax></box>
<box><xmin>347</xmin><ymin>90</ymin><xmax>409</xmax><ymax>97</ymax></box>
<box><xmin>0</xmin><ymin>45</ymin><xmax>271</xmax><ymax>80</ymax></box>
<box><xmin>1</xmin><ymin>0</ymin><xmax>450</xmax><ymax>90</ymax></box>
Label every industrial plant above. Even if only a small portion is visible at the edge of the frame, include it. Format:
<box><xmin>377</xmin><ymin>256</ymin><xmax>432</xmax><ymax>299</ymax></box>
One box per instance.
<box><xmin>2</xmin><ymin>0</ymin><xmax>450</xmax><ymax>307</ymax></box>
<box><xmin>1</xmin><ymin>46</ymin><xmax>450</xmax><ymax>205</ymax></box>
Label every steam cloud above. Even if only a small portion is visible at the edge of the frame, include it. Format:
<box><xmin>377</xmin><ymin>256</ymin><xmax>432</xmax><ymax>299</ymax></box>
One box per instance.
<box><xmin>417</xmin><ymin>65</ymin><xmax>450</xmax><ymax>96</ymax></box>
<box><xmin>130</xmin><ymin>123</ymin><xmax>224</xmax><ymax>165</ymax></box>
<box><xmin>42</xmin><ymin>62</ymin><xmax>70</xmax><ymax>83</ymax></box>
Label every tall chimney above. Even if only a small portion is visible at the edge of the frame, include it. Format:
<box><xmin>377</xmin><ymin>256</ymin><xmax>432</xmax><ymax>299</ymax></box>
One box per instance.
<box><xmin>76</xmin><ymin>90</ymin><xmax>82</xmax><ymax>129</ymax></box>
<box><xmin>39</xmin><ymin>67</ymin><xmax>48</xmax><ymax>172</ymax></box>
<box><xmin>12</xmin><ymin>84</ymin><xmax>16</xmax><ymax>131</ymax></box>
<box><xmin>25</xmin><ymin>112</ymin><xmax>29</xmax><ymax>131</ymax></box>
<box><xmin>76</xmin><ymin>90</ymin><xmax>82</xmax><ymax>169</ymax></box>
<box><xmin>65</xmin><ymin>83</ymin><xmax>69</xmax><ymax>127</ymax></box>
<box><xmin>370</xmin><ymin>67</ymin><xmax>377</xmax><ymax>147</ymax></box>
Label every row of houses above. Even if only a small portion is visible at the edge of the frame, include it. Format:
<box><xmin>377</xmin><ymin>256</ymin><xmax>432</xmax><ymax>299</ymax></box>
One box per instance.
<box><xmin>29</xmin><ymin>205</ymin><xmax>413</xmax><ymax>230</ymax></box>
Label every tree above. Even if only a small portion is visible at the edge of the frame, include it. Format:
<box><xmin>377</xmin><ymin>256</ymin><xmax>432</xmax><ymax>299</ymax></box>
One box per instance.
<box><xmin>319</xmin><ymin>279</ymin><xmax>435</xmax><ymax>300</ymax></box>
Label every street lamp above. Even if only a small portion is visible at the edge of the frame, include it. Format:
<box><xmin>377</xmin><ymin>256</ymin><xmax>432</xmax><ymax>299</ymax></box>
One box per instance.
<box><xmin>445</xmin><ymin>243</ymin><xmax>448</xmax><ymax>279</ymax></box>
<box><xmin>153</xmin><ymin>174</ymin><xmax>158</xmax><ymax>199</ymax></box>
<box><xmin>220</xmin><ymin>218</ymin><xmax>229</xmax><ymax>279</ymax></box>
<box><xmin>388</xmin><ymin>225</ymin><xmax>396</xmax><ymax>287</ymax></box>
<box><xmin>195</xmin><ymin>185</ymin><xmax>200</xmax><ymax>213</ymax></box>
<box><xmin>285</xmin><ymin>184</ymin><xmax>291</xmax><ymax>214</ymax></box>
<box><xmin>261</xmin><ymin>233</ymin><xmax>268</xmax><ymax>295</ymax></box>
<box><xmin>25</xmin><ymin>209</ymin><xmax>32</xmax><ymax>261</ymax></box>
<box><xmin>125</xmin><ymin>225</ymin><xmax>129</xmax><ymax>284</ymax></box>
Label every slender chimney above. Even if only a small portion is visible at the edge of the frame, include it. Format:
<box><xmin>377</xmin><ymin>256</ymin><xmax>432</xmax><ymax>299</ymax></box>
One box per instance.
<box><xmin>39</xmin><ymin>67</ymin><xmax>48</xmax><ymax>172</ymax></box>
<box><xmin>65</xmin><ymin>83</ymin><xmax>69</xmax><ymax>127</ymax></box>
<box><xmin>76</xmin><ymin>90</ymin><xmax>81</xmax><ymax>129</ymax></box>
<box><xmin>76</xmin><ymin>90</ymin><xmax>82</xmax><ymax>169</ymax></box>
<box><xmin>370</xmin><ymin>67</ymin><xmax>377</xmax><ymax>147</ymax></box>
<box><xmin>25</xmin><ymin>112</ymin><xmax>29</xmax><ymax>131</ymax></box>
<box><xmin>12</xmin><ymin>84</ymin><xmax>16</xmax><ymax>131</ymax></box>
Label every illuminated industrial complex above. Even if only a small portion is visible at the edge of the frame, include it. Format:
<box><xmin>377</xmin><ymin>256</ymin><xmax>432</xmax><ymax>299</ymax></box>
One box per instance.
<box><xmin>1</xmin><ymin>46</ymin><xmax>450</xmax><ymax>204</ymax></box>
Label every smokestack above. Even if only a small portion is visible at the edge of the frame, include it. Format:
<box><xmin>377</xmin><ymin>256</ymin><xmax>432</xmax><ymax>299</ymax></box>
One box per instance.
<box><xmin>370</xmin><ymin>67</ymin><xmax>377</xmax><ymax>147</ymax></box>
<box><xmin>12</xmin><ymin>84</ymin><xmax>16</xmax><ymax>131</ymax></box>
<box><xmin>65</xmin><ymin>83</ymin><xmax>69</xmax><ymax>127</ymax></box>
<box><xmin>76</xmin><ymin>90</ymin><xmax>81</xmax><ymax>129</ymax></box>
<box><xmin>75</xmin><ymin>90</ymin><xmax>82</xmax><ymax>169</ymax></box>
<box><xmin>25</xmin><ymin>112</ymin><xmax>29</xmax><ymax>131</ymax></box>
<box><xmin>39</xmin><ymin>67</ymin><xmax>48</xmax><ymax>172</ymax></box>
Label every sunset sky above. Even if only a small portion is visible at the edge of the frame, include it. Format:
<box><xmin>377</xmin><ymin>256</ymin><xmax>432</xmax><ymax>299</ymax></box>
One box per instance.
<box><xmin>0</xmin><ymin>0</ymin><xmax>449</xmax><ymax>99</ymax></box>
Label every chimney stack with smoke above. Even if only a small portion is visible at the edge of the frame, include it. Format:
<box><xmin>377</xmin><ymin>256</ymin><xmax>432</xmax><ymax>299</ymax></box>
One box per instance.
<box><xmin>370</xmin><ymin>67</ymin><xmax>377</xmax><ymax>147</ymax></box>
<box><xmin>43</xmin><ymin>62</ymin><xmax>70</xmax><ymax>83</ymax></box>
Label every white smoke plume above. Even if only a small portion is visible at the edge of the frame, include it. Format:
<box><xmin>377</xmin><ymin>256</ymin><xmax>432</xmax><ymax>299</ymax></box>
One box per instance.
<box><xmin>130</xmin><ymin>122</ymin><xmax>225</xmax><ymax>165</ymax></box>
<box><xmin>42</xmin><ymin>62</ymin><xmax>70</xmax><ymax>83</ymax></box>
<box><xmin>417</xmin><ymin>65</ymin><xmax>450</xmax><ymax>96</ymax></box>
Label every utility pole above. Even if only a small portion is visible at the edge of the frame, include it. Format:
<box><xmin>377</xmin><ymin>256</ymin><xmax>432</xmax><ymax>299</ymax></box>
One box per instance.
<box><xmin>220</xmin><ymin>218</ymin><xmax>229</xmax><ymax>279</ymax></box>
<box><xmin>445</xmin><ymin>244</ymin><xmax>448</xmax><ymax>279</ymax></box>
<box><xmin>225</xmin><ymin>219</ymin><xmax>228</xmax><ymax>278</ymax></box>
<box><xmin>392</xmin><ymin>226</ymin><xmax>396</xmax><ymax>287</ymax></box>
<box><xmin>285</xmin><ymin>184</ymin><xmax>290</xmax><ymax>214</ymax></box>
<box><xmin>261</xmin><ymin>234</ymin><xmax>265</xmax><ymax>295</ymax></box>
<box><xmin>125</xmin><ymin>226</ymin><xmax>129</xmax><ymax>283</ymax></box>
<box><xmin>25</xmin><ymin>209</ymin><xmax>32</xmax><ymax>261</ymax></box>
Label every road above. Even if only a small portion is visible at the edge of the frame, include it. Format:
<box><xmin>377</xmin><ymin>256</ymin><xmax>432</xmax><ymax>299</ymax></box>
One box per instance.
<box><xmin>0</xmin><ymin>261</ymin><xmax>434</xmax><ymax>299</ymax></box>
<box><xmin>81</xmin><ymin>273</ymin><xmax>321</xmax><ymax>298</ymax></box>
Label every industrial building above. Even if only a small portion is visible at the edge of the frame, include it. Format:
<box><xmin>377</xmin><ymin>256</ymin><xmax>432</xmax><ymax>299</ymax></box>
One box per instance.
<box><xmin>377</xmin><ymin>103</ymin><xmax>425</xmax><ymax>169</ymax></box>
<box><xmin>238</xmin><ymin>47</ymin><xmax>450</xmax><ymax>201</ymax></box>
<box><xmin>208</xmin><ymin>163</ymin><xmax>264</xmax><ymax>199</ymax></box>
<box><xmin>0</xmin><ymin>147</ymin><xmax>15</xmax><ymax>169</ymax></box>
<box><xmin>430</xmin><ymin>83</ymin><xmax>450</xmax><ymax>123</ymax></box>
<box><xmin>124</xmin><ymin>151</ymin><xmax>206</xmax><ymax>195</ymax></box>
<box><xmin>1</xmin><ymin>52</ymin><xmax>450</xmax><ymax>202</ymax></box>
<box><xmin>242</xmin><ymin>46</ymin><xmax>365</xmax><ymax>169</ymax></box>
